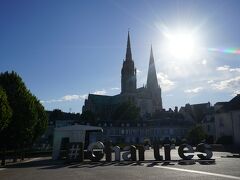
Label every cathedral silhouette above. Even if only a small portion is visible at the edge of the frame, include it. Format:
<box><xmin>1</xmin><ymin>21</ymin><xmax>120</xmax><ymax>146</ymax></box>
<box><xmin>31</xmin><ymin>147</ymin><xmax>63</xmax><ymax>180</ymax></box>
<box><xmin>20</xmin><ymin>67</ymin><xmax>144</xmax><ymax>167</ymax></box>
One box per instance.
<box><xmin>82</xmin><ymin>32</ymin><xmax>163</xmax><ymax>119</ymax></box>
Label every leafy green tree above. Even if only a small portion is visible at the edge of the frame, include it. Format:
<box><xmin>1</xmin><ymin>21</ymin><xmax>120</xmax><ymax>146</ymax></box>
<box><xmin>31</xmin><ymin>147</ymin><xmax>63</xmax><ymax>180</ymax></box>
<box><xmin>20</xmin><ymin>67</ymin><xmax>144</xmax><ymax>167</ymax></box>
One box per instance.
<box><xmin>187</xmin><ymin>125</ymin><xmax>207</xmax><ymax>145</ymax></box>
<box><xmin>32</xmin><ymin>98</ymin><xmax>48</xmax><ymax>143</ymax></box>
<box><xmin>0</xmin><ymin>87</ymin><xmax>12</xmax><ymax>165</ymax></box>
<box><xmin>0</xmin><ymin>71</ymin><xmax>48</xmax><ymax>150</ymax></box>
<box><xmin>80</xmin><ymin>110</ymin><xmax>96</xmax><ymax>124</ymax></box>
<box><xmin>112</xmin><ymin>101</ymin><xmax>140</xmax><ymax>121</ymax></box>
<box><xmin>0</xmin><ymin>87</ymin><xmax>12</xmax><ymax>132</ymax></box>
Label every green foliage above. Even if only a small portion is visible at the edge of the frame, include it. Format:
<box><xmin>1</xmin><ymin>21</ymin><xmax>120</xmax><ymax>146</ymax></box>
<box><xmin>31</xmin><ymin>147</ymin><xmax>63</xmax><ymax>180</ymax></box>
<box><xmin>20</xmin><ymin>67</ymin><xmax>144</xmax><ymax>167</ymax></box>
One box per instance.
<box><xmin>0</xmin><ymin>87</ymin><xmax>12</xmax><ymax>132</ymax></box>
<box><xmin>0</xmin><ymin>71</ymin><xmax>48</xmax><ymax>149</ymax></box>
<box><xmin>80</xmin><ymin>110</ymin><xmax>96</xmax><ymax>124</ymax></box>
<box><xmin>48</xmin><ymin>109</ymin><xmax>80</xmax><ymax>124</ymax></box>
<box><xmin>49</xmin><ymin>109</ymin><xmax>64</xmax><ymax>121</ymax></box>
<box><xmin>112</xmin><ymin>101</ymin><xmax>140</xmax><ymax>121</ymax></box>
<box><xmin>187</xmin><ymin>125</ymin><xmax>207</xmax><ymax>145</ymax></box>
<box><xmin>33</xmin><ymin>99</ymin><xmax>48</xmax><ymax>143</ymax></box>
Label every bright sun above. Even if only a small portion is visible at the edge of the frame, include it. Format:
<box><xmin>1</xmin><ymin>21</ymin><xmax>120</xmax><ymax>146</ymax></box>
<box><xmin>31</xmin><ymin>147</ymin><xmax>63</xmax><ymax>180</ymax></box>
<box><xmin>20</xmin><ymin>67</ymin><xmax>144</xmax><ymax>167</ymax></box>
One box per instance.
<box><xmin>165</xmin><ymin>30</ymin><xmax>197</xmax><ymax>59</ymax></box>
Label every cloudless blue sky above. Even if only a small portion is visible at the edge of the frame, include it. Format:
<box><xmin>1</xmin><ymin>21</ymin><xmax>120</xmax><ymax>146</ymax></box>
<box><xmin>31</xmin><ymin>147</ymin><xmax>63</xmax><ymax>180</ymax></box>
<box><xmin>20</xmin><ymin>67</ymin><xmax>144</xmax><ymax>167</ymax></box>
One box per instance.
<box><xmin>1</xmin><ymin>0</ymin><xmax>240</xmax><ymax>112</ymax></box>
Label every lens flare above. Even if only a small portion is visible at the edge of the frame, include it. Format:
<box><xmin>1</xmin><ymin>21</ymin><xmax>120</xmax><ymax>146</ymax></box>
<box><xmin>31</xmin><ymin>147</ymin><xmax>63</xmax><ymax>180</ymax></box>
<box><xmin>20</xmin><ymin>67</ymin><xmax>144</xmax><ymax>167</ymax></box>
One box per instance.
<box><xmin>208</xmin><ymin>48</ymin><xmax>240</xmax><ymax>55</ymax></box>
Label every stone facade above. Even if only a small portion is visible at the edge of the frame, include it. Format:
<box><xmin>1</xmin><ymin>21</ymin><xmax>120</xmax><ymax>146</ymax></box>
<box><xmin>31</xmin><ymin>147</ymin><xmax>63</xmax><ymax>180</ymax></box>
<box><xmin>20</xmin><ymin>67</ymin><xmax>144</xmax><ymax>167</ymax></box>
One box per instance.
<box><xmin>214</xmin><ymin>94</ymin><xmax>240</xmax><ymax>145</ymax></box>
<box><xmin>80</xmin><ymin>108</ymin><xmax>193</xmax><ymax>144</ymax></box>
<box><xmin>101</xmin><ymin>125</ymin><xmax>189</xmax><ymax>144</ymax></box>
<box><xmin>179</xmin><ymin>102</ymin><xmax>212</xmax><ymax>123</ymax></box>
<box><xmin>201</xmin><ymin>113</ymin><xmax>216</xmax><ymax>141</ymax></box>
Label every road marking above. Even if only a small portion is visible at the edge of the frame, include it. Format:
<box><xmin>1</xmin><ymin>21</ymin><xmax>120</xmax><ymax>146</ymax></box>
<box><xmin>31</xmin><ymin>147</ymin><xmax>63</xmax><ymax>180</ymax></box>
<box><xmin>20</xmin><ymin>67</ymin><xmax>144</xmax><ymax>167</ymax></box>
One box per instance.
<box><xmin>0</xmin><ymin>168</ymin><xmax>6</xmax><ymax>171</ymax></box>
<box><xmin>155</xmin><ymin>166</ymin><xmax>240</xmax><ymax>180</ymax></box>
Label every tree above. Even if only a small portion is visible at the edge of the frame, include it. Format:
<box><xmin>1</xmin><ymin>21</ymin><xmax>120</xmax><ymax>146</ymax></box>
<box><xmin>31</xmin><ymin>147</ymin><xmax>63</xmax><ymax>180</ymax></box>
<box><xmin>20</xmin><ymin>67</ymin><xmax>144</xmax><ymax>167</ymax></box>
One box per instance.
<box><xmin>112</xmin><ymin>101</ymin><xmax>140</xmax><ymax>121</ymax></box>
<box><xmin>32</xmin><ymin>98</ymin><xmax>48</xmax><ymax>143</ymax></box>
<box><xmin>80</xmin><ymin>110</ymin><xmax>96</xmax><ymax>125</ymax></box>
<box><xmin>187</xmin><ymin>125</ymin><xmax>207</xmax><ymax>145</ymax></box>
<box><xmin>0</xmin><ymin>87</ymin><xmax>12</xmax><ymax>165</ymax></box>
<box><xmin>49</xmin><ymin>109</ymin><xmax>64</xmax><ymax>121</ymax></box>
<box><xmin>0</xmin><ymin>71</ymin><xmax>48</xmax><ymax>150</ymax></box>
<box><xmin>0</xmin><ymin>87</ymin><xmax>12</xmax><ymax>132</ymax></box>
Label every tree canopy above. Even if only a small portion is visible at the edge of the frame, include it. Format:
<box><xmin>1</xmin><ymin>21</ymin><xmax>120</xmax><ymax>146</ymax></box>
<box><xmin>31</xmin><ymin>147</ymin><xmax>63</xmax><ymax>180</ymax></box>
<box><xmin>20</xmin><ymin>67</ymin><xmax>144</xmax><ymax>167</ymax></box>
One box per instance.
<box><xmin>0</xmin><ymin>71</ymin><xmax>48</xmax><ymax>149</ymax></box>
<box><xmin>80</xmin><ymin>110</ymin><xmax>96</xmax><ymax>124</ymax></box>
<box><xmin>112</xmin><ymin>101</ymin><xmax>140</xmax><ymax>122</ymax></box>
<box><xmin>0</xmin><ymin>87</ymin><xmax>12</xmax><ymax>132</ymax></box>
<box><xmin>187</xmin><ymin>125</ymin><xmax>207</xmax><ymax>145</ymax></box>
<box><xmin>48</xmin><ymin>109</ymin><xmax>80</xmax><ymax>123</ymax></box>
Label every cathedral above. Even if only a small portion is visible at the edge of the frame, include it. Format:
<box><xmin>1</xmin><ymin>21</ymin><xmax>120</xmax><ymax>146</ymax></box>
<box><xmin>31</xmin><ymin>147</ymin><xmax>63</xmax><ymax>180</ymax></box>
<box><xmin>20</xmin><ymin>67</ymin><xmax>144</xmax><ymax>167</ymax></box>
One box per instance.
<box><xmin>82</xmin><ymin>32</ymin><xmax>163</xmax><ymax>119</ymax></box>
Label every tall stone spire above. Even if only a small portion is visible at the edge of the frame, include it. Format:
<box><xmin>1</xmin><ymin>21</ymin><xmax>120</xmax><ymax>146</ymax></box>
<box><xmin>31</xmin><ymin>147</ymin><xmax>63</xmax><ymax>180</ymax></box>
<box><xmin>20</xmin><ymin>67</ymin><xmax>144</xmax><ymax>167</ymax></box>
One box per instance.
<box><xmin>146</xmin><ymin>45</ymin><xmax>163</xmax><ymax>111</ymax></box>
<box><xmin>147</xmin><ymin>45</ymin><xmax>159</xmax><ymax>89</ymax></box>
<box><xmin>121</xmin><ymin>31</ymin><xmax>136</xmax><ymax>94</ymax></box>
<box><xmin>125</xmin><ymin>31</ymin><xmax>132</xmax><ymax>61</ymax></box>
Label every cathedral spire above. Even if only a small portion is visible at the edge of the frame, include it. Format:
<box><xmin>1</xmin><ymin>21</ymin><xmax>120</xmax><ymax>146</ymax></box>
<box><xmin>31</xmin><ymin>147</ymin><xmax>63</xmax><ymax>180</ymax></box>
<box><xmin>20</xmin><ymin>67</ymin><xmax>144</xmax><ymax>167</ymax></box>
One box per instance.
<box><xmin>121</xmin><ymin>31</ymin><xmax>136</xmax><ymax>94</ymax></box>
<box><xmin>147</xmin><ymin>45</ymin><xmax>159</xmax><ymax>89</ymax></box>
<box><xmin>150</xmin><ymin>45</ymin><xmax>154</xmax><ymax>64</ymax></box>
<box><xmin>125</xmin><ymin>31</ymin><xmax>132</xmax><ymax>61</ymax></box>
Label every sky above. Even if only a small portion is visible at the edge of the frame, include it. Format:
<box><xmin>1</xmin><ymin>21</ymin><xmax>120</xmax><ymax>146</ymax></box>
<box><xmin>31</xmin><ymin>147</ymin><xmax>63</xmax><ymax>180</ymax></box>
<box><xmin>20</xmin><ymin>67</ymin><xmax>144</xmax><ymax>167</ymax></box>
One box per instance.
<box><xmin>0</xmin><ymin>0</ymin><xmax>240</xmax><ymax>113</ymax></box>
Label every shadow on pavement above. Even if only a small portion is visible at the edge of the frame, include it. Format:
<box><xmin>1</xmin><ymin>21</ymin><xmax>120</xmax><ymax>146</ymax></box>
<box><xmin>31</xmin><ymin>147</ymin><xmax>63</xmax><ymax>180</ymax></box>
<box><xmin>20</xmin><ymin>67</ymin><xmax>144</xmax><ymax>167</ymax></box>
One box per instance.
<box><xmin>5</xmin><ymin>158</ymin><xmax>66</xmax><ymax>169</ymax></box>
<box><xmin>3</xmin><ymin>158</ymin><xmax>217</xmax><ymax>170</ymax></box>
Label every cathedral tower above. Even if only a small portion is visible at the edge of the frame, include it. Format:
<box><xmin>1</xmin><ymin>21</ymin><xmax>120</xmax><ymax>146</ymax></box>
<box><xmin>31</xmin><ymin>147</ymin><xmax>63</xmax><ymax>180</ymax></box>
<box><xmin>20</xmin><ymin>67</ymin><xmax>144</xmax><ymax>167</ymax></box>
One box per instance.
<box><xmin>121</xmin><ymin>32</ymin><xmax>137</xmax><ymax>94</ymax></box>
<box><xmin>146</xmin><ymin>46</ymin><xmax>163</xmax><ymax>110</ymax></box>
<box><xmin>147</xmin><ymin>46</ymin><xmax>158</xmax><ymax>89</ymax></box>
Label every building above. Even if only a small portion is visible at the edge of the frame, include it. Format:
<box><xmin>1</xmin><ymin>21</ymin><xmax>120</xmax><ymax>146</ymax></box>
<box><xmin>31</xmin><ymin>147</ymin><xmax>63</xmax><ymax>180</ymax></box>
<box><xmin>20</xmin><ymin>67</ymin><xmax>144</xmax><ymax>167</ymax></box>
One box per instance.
<box><xmin>180</xmin><ymin>102</ymin><xmax>218</xmax><ymax>143</ymax></box>
<box><xmin>98</xmin><ymin>111</ymin><xmax>192</xmax><ymax>144</ymax></box>
<box><xmin>201</xmin><ymin>112</ymin><xmax>216</xmax><ymax>142</ymax></box>
<box><xmin>214</xmin><ymin>94</ymin><xmax>240</xmax><ymax>145</ymax></box>
<box><xmin>179</xmin><ymin>102</ymin><xmax>212</xmax><ymax>123</ymax></box>
<box><xmin>82</xmin><ymin>32</ymin><xmax>162</xmax><ymax>118</ymax></box>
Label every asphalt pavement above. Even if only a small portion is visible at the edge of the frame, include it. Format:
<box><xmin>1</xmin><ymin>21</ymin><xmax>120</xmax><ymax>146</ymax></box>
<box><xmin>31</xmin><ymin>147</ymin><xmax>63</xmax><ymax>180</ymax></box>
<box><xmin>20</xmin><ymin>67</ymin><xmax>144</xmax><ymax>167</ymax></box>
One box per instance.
<box><xmin>0</xmin><ymin>149</ymin><xmax>240</xmax><ymax>180</ymax></box>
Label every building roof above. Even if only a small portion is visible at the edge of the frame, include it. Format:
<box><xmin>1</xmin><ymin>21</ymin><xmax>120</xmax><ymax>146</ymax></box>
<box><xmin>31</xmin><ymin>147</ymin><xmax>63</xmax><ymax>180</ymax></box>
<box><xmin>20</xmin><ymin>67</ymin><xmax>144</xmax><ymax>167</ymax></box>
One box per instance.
<box><xmin>88</xmin><ymin>94</ymin><xmax>112</xmax><ymax>104</ymax></box>
<box><xmin>88</xmin><ymin>93</ymin><xmax>125</xmax><ymax>105</ymax></box>
<box><xmin>216</xmin><ymin>94</ymin><xmax>240</xmax><ymax>113</ymax></box>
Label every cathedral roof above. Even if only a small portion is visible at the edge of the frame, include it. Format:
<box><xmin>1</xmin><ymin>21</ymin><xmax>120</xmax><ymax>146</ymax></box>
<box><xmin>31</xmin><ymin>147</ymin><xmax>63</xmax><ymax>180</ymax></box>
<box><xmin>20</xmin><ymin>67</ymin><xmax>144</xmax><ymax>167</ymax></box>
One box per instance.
<box><xmin>88</xmin><ymin>94</ymin><xmax>112</xmax><ymax>105</ymax></box>
<box><xmin>88</xmin><ymin>94</ymin><xmax>123</xmax><ymax>105</ymax></box>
